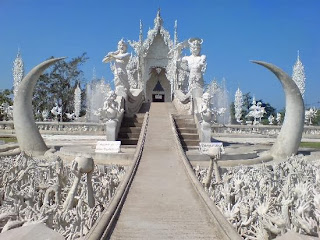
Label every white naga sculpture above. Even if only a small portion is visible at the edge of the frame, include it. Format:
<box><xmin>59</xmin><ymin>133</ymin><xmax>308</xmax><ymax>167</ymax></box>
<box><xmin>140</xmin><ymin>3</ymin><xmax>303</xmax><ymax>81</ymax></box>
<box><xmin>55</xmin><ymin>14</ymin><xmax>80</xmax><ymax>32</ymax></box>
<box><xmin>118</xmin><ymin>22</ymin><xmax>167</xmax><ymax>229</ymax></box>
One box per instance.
<box><xmin>181</xmin><ymin>38</ymin><xmax>206</xmax><ymax>94</ymax></box>
<box><xmin>103</xmin><ymin>39</ymin><xmax>131</xmax><ymax>95</ymax></box>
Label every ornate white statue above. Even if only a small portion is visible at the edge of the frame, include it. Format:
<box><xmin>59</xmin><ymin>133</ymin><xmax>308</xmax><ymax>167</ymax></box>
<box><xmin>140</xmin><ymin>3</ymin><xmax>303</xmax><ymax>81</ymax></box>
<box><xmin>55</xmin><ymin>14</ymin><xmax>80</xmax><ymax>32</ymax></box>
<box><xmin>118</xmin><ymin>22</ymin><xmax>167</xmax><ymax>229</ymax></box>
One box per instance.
<box><xmin>0</xmin><ymin>103</ymin><xmax>14</xmax><ymax>120</ymax></box>
<box><xmin>276</xmin><ymin>112</ymin><xmax>282</xmax><ymax>125</ymax></box>
<box><xmin>41</xmin><ymin>109</ymin><xmax>49</xmax><ymax>121</ymax></box>
<box><xmin>94</xmin><ymin>91</ymin><xmax>124</xmax><ymax>141</ymax></box>
<box><xmin>200</xmin><ymin>92</ymin><xmax>213</xmax><ymax>124</ymax></box>
<box><xmin>305</xmin><ymin>107</ymin><xmax>318</xmax><ymax>125</ymax></box>
<box><xmin>181</xmin><ymin>38</ymin><xmax>206</xmax><ymax>91</ymax></box>
<box><xmin>103</xmin><ymin>39</ymin><xmax>131</xmax><ymax>94</ymax></box>
<box><xmin>268</xmin><ymin>114</ymin><xmax>274</xmax><ymax>125</ymax></box>
<box><xmin>246</xmin><ymin>99</ymin><xmax>266</xmax><ymax>125</ymax></box>
<box><xmin>234</xmin><ymin>88</ymin><xmax>243</xmax><ymax>124</ymax></box>
<box><xmin>96</xmin><ymin>91</ymin><xmax>123</xmax><ymax>122</ymax></box>
<box><xmin>51</xmin><ymin>103</ymin><xmax>62</xmax><ymax>121</ymax></box>
<box><xmin>65</xmin><ymin>112</ymin><xmax>75</xmax><ymax>121</ymax></box>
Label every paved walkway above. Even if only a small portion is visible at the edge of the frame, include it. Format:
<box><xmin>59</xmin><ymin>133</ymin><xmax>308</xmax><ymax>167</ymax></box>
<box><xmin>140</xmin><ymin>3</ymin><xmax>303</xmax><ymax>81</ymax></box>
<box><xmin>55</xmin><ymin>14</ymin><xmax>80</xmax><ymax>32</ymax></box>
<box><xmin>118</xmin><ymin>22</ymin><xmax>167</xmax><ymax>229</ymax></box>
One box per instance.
<box><xmin>110</xmin><ymin>103</ymin><xmax>224</xmax><ymax>239</ymax></box>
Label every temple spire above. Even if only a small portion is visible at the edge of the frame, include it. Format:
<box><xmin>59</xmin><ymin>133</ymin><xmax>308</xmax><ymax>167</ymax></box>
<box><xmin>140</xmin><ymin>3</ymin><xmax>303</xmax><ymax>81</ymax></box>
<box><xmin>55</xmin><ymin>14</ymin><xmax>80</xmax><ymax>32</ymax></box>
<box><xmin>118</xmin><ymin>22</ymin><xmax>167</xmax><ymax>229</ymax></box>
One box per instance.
<box><xmin>174</xmin><ymin>20</ymin><xmax>178</xmax><ymax>46</ymax></box>
<box><xmin>154</xmin><ymin>8</ymin><xmax>163</xmax><ymax>30</ymax></box>
<box><xmin>292</xmin><ymin>50</ymin><xmax>306</xmax><ymax>99</ymax></box>
<box><xmin>12</xmin><ymin>48</ymin><xmax>24</xmax><ymax>100</ymax></box>
<box><xmin>139</xmin><ymin>19</ymin><xmax>143</xmax><ymax>45</ymax></box>
<box><xmin>92</xmin><ymin>67</ymin><xmax>97</xmax><ymax>81</ymax></box>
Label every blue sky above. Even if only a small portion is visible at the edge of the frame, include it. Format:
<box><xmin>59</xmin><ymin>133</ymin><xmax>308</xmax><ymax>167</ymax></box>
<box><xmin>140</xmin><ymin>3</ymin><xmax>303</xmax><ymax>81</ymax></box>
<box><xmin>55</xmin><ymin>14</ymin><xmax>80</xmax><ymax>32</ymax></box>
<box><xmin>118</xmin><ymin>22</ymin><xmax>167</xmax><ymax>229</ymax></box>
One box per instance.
<box><xmin>0</xmin><ymin>0</ymin><xmax>319</xmax><ymax>110</ymax></box>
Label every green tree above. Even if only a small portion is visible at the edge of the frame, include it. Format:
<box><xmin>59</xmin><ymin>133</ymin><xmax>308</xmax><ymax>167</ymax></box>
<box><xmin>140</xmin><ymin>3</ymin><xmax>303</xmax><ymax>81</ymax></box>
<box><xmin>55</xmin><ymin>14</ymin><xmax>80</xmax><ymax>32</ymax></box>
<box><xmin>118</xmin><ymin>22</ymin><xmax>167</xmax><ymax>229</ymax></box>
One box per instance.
<box><xmin>33</xmin><ymin>53</ymin><xmax>88</xmax><ymax>121</ymax></box>
<box><xmin>242</xmin><ymin>92</ymin><xmax>252</xmax><ymax>120</ymax></box>
<box><xmin>0</xmin><ymin>89</ymin><xmax>13</xmax><ymax>121</ymax></box>
<box><xmin>230</xmin><ymin>102</ymin><xmax>236</xmax><ymax>124</ymax></box>
<box><xmin>312</xmin><ymin>109</ymin><xmax>320</xmax><ymax>125</ymax></box>
<box><xmin>256</xmin><ymin>99</ymin><xmax>276</xmax><ymax>124</ymax></box>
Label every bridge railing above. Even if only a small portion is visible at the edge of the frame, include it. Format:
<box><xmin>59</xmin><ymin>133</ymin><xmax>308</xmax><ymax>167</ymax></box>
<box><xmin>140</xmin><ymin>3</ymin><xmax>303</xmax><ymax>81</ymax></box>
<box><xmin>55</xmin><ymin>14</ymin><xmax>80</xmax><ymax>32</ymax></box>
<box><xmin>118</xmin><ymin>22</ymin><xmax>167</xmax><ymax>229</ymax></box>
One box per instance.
<box><xmin>1</xmin><ymin>121</ymin><xmax>319</xmax><ymax>137</ymax></box>
<box><xmin>0</xmin><ymin>121</ymin><xmax>105</xmax><ymax>135</ymax></box>
<box><xmin>169</xmin><ymin>114</ymin><xmax>242</xmax><ymax>240</ymax></box>
<box><xmin>85</xmin><ymin>112</ymin><xmax>150</xmax><ymax>240</ymax></box>
<box><xmin>212</xmin><ymin>124</ymin><xmax>320</xmax><ymax>137</ymax></box>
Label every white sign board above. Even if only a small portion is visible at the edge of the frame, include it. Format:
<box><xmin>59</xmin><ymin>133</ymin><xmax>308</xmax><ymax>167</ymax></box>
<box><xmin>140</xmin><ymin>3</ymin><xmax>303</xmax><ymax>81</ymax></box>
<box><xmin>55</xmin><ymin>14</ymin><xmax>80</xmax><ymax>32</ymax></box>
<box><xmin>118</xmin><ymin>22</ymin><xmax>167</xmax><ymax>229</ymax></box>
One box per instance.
<box><xmin>155</xmin><ymin>94</ymin><xmax>163</xmax><ymax>99</ymax></box>
<box><xmin>199</xmin><ymin>142</ymin><xmax>225</xmax><ymax>155</ymax></box>
<box><xmin>95</xmin><ymin>141</ymin><xmax>121</xmax><ymax>153</ymax></box>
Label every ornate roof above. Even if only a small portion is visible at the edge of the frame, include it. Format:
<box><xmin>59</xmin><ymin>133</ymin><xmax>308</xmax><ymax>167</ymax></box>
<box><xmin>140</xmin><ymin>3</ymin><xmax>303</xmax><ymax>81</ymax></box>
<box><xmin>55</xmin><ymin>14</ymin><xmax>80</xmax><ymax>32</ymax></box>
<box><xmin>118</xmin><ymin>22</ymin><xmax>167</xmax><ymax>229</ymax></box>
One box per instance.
<box><xmin>129</xmin><ymin>9</ymin><xmax>173</xmax><ymax>56</ymax></box>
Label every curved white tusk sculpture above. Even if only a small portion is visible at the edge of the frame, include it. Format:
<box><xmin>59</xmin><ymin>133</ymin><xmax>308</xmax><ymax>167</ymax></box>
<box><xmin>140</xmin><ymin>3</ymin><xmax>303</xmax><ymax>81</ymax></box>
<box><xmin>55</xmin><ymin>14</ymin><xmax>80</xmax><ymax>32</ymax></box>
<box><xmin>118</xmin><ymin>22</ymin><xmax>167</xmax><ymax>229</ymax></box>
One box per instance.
<box><xmin>13</xmin><ymin>57</ymin><xmax>65</xmax><ymax>156</ymax></box>
<box><xmin>252</xmin><ymin>60</ymin><xmax>305</xmax><ymax>160</ymax></box>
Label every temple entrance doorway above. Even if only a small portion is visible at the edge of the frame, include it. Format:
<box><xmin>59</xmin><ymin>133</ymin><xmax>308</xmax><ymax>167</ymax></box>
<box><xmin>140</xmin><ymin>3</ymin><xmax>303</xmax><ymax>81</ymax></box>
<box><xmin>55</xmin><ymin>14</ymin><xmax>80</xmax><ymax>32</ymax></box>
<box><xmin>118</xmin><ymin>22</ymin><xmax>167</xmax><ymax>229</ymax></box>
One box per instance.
<box><xmin>145</xmin><ymin>67</ymin><xmax>171</xmax><ymax>102</ymax></box>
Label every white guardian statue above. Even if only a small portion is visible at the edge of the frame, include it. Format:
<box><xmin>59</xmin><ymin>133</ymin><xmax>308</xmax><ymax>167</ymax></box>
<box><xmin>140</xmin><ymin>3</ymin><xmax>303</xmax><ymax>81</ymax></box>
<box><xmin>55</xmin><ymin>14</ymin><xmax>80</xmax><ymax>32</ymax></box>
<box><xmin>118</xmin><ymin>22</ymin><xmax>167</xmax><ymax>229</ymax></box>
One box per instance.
<box><xmin>181</xmin><ymin>38</ymin><xmax>207</xmax><ymax>94</ymax></box>
<box><xmin>103</xmin><ymin>39</ymin><xmax>131</xmax><ymax>96</ymax></box>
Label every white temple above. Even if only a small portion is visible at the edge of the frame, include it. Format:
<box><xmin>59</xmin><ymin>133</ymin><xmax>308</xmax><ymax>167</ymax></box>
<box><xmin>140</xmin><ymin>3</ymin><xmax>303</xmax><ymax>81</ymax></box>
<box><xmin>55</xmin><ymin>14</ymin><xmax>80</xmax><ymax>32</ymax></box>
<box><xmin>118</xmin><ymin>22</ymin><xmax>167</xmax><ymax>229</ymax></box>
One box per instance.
<box><xmin>104</xmin><ymin>9</ymin><xmax>206</xmax><ymax>104</ymax></box>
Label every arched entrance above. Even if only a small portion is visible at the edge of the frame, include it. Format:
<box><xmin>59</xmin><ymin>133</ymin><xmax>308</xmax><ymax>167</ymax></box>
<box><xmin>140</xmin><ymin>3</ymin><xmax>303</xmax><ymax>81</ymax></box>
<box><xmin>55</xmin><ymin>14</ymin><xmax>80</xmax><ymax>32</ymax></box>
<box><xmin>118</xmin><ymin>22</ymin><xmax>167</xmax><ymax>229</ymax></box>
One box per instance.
<box><xmin>145</xmin><ymin>67</ymin><xmax>171</xmax><ymax>102</ymax></box>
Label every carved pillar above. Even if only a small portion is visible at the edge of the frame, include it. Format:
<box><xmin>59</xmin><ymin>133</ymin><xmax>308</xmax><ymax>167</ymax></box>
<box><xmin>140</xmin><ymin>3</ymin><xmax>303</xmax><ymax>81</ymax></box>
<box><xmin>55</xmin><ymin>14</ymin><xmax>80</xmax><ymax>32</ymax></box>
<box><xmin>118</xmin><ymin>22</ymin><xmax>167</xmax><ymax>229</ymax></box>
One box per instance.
<box><xmin>106</xmin><ymin>120</ymin><xmax>117</xmax><ymax>141</ymax></box>
<box><xmin>200</xmin><ymin>121</ymin><xmax>211</xmax><ymax>142</ymax></box>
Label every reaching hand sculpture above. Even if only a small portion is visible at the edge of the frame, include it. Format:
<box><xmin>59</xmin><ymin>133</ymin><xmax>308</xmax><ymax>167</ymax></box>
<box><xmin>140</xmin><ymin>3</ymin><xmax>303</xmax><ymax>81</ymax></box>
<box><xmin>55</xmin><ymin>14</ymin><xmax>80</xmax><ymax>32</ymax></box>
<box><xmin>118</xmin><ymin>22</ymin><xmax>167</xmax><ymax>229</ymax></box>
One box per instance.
<box><xmin>0</xmin><ymin>153</ymin><xmax>126</xmax><ymax>239</ymax></box>
<box><xmin>103</xmin><ymin>39</ymin><xmax>131</xmax><ymax>95</ymax></box>
<box><xmin>194</xmin><ymin>155</ymin><xmax>320</xmax><ymax>239</ymax></box>
<box><xmin>63</xmin><ymin>155</ymin><xmax>95</xmax><ymax>211</ymax></box>
<box><xmin>181</xmin><ymin>38</ymin><xmax>206</xmax><ymax>92</ymax></box>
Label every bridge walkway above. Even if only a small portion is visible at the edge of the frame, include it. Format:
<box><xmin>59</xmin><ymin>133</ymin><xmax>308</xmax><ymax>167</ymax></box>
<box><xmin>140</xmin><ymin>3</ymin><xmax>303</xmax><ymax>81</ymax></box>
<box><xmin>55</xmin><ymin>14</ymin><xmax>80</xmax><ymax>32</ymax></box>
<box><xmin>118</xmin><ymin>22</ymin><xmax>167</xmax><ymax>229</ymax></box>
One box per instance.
<box><xmin>110</xmin><ymin>102</ymin><xmax>226</xmax><ymax>239</ymax></box>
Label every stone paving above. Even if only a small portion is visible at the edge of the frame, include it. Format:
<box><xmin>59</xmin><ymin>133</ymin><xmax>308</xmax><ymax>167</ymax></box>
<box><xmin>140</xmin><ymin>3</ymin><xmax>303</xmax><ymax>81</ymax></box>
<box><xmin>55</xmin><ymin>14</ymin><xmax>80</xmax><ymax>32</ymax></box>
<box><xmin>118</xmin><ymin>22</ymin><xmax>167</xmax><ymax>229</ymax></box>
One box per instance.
<box><xmin>110</xmin><ymin>103</ymin><xmax>227</xmax><ymax>239</ymax></box>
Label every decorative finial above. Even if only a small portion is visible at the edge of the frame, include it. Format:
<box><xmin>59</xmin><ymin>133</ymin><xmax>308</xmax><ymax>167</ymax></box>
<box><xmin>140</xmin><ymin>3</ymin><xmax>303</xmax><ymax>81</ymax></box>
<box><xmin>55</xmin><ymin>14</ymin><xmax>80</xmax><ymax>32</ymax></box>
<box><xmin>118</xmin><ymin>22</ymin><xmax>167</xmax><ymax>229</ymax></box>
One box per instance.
<box><xmin>92</xmin><ymin>67</ymin><xmax>96</xmax><ymax>81</ymax></box>
<box><xmin>139</xmin><ymin>20</ymin><xmax>143</xmax><ymax>44</ymax></box>
<box><xmin>17</xmin><ymin>47</ymin><xmax>21</xmax><ymax>57</ymax></box>
<box><xmin>12</xmin><ymin>47</ymin><xmax>25</xmax><ymax>100</ymax></box>
<box><xmin>174</xmin><ymin>20</ymin><xmax>178</xmax><ymax>46</ymax></box>
<box><xmin>292</xmin><ymin>49</ymin><xmax>306</xmax><ymax>99</ymax></box>
<box><xmin>154</xmin><ymin>8</ymin><xmax>163</xmax><ymax>29</ymax></box>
